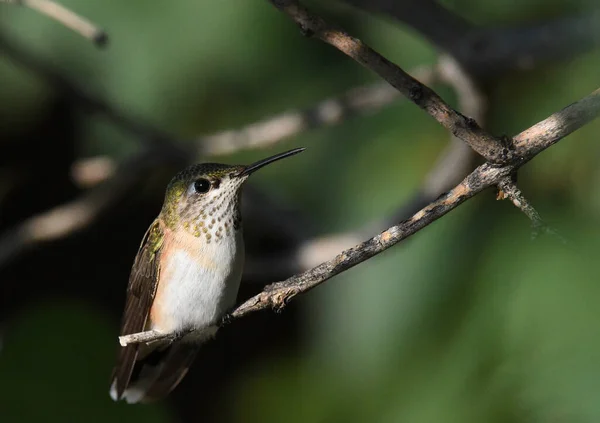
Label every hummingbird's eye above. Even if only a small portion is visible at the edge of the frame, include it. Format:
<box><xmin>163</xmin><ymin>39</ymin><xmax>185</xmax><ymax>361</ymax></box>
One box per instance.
<box><xmin>193</xmin><ymin>178</ymin><xmax>211</xmax><ymax>194</ymax></box>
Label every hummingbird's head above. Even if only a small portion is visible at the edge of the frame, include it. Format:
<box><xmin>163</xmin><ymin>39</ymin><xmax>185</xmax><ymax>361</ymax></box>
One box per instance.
<box><xmin>160</xmin><ymin>148</ymin><xmax>305</xmax><ymax>241</ymax></box>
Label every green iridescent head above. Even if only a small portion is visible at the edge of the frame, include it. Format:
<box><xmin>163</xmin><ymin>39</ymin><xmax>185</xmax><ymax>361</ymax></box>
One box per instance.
<box><xmin>159</xmin><ymin>148</ymin><xmax>305</xmax><ymax>240</ymax></box>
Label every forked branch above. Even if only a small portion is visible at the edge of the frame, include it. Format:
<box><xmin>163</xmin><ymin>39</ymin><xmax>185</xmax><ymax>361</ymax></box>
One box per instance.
<box><xmin>119</xmin><ymin>85</ymin><xmax>600</xmax><ymax>347</ymax></box>
<box><xmin>120</xmin><ymin>162</ymin><xmax>504</xmax><ymax>347</ymax></box>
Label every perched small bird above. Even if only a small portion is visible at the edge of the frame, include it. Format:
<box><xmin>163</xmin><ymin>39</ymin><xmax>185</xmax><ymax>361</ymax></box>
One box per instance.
<box><xmin>109</xmin><ymin>148</ymin><xmax>305</xmax><ymax>403</ymax></box>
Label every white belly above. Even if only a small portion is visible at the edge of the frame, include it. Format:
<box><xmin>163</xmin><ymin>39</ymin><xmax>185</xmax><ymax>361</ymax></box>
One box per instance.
<box><xmin>152</xmin><ymin>231</ymin><xmax>244</xmax><ymax>333</ymax></box>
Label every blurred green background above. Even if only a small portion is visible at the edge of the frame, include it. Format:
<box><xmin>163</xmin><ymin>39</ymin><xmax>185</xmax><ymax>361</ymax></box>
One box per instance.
<box><xmin>1</xmin><ymin>0</ymin><xmax>600</xmax><ymax>422</ymax></box>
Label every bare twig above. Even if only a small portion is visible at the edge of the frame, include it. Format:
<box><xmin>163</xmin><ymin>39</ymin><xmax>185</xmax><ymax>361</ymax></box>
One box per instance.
<box><xmin>266</xmin><ymin>0</ymin><xmax>508</xmax><ymax>163</ymax></box>
<box><xmin>119</xmin><ymin>85</ymin><xmax>600</xmax><ymax>345</ymax></box>
<box><xmin>119</xmin><ymin>330</ymin><xmax>174</xmax><ymax>347</ymax></box>
<box><xmin>513</xmin><ymin>89</ymin><xmax>600</xmax><ymax>159</ymax></box>
<box><xmin>497</xmin><ymin>178</ymin><xmax>544</xmax><ymax>228</ymax></box>
<box><xmin>230</xmin><ymin>166</ymin><xmax>503</xmax><ymax>319</ymax></box>
<box><xmin>199</xmin><ymin>66</ymin><xmax>435</xmax><ymax>156</ymax></box>
<box><xmin>1</xmin><ymin>0</ymin><xmax>107</xmax><ymax>46</ymax></box>
<box><xmin>497</xmin><ymin>178</ymin><xmax>566</xmax><ymax>242</ymax></box>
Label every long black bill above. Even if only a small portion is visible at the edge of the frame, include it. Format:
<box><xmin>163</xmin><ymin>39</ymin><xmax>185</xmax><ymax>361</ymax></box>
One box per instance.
<box><xmin>236</xmin><ymin>147</ymin><xmax>305</xmax><ymax>177</ymax></box>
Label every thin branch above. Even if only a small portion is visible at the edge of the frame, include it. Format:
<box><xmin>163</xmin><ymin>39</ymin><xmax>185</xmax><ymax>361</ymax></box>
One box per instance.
<box><xmin>513</xmin><ymin>89</ymin><xmax>600</xmax><ymax>159</ymax></box>
<box><xmin>266</xmin><ymin>0</ymin><xmax>507</xmax><ymax>163</ymax></box>
<box><xmin>119</xmin><ymin>85</ymin><xmax>600</xmax><ymax>346</ymax></box>
<box><xmin>230</xmin><ymin>166</ymin><xmax>504</xmax><ymax>319</ymax></box>
<box><xmin>497</xmin><ymin>178</ymin><xmax>544</xmax><ymax>228</ymax></box>
<box><xmin>119</xmin><ymin>330</ymin><xmax>173</xmax><ymax>347</ymax></box>
<box><xmin>198</xmin><ymin>66</ymin><xmax>435</xmax><ymax>156</ymax></box>
<box><xmin>497</xmin><ymin>178</ymin><xmax>566</xmax><ymax>242</ymax></box>
<box><xmin>2</xmin><ymin>0</ymin><xmax>107</xmax><ymax>46</ymax></box>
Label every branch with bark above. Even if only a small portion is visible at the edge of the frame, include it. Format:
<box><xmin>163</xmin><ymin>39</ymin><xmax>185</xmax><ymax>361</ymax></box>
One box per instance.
<box><xmin>120</xmin><ymin>86</ymin><xmax>600</xmax><ymax>346</ymax></box>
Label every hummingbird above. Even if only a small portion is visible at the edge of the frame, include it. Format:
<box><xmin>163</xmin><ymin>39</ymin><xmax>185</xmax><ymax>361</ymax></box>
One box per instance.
<box><xmin>109</xmin><ymin>147</ymin><xmax>305</xmax><ymax>403</ymax></box>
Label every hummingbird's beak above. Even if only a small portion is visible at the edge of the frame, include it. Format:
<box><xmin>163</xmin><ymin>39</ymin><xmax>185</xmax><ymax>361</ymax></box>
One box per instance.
<box><xmin>236</xmin><ymin>147</ymin><xmax>305</xmax><ymax>177</ymax></box>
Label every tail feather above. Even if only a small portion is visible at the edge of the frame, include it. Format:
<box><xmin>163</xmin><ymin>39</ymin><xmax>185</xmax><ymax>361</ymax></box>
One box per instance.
<box><xmin>110</xmin><ymin>343</ymin><xmax>199</xmax><ymax>404</ymax></box>
<box><xmin>110</xmin><ymin>343</ymin><xmax>139</xmax><ymax>401</ymax></box>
